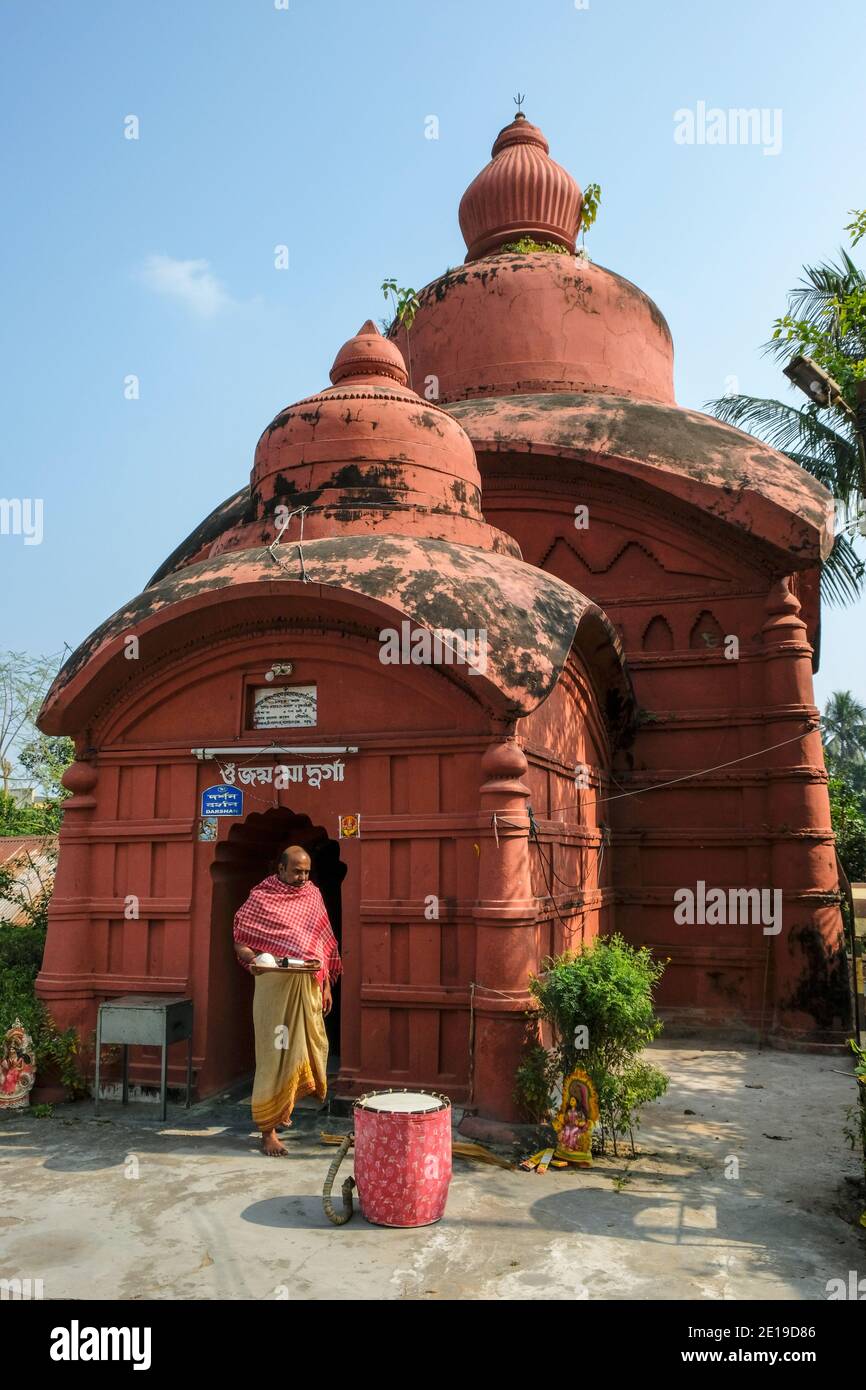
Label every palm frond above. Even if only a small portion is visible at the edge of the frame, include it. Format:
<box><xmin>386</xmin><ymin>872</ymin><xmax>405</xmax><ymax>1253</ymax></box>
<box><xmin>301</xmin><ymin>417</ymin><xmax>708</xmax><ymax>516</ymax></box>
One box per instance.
<box><xmin>707</xmin><ymin>393</ymin><xmax>865</xmax><ymax>607</ymax></box>
<box><xmin>707</xmin><ymin>238</ymin><xmax>866</xmax><ymax>609</ymax></box>
<box><xmin>705</xmin><ymin>394</ymin><xmax>859</xmax><ymax>499</ymax></box>
<box><xmin>819</xmin><ymin>532</ymin><xmax>865</xmax><ymax>607</ymax></box>
<box><xmin>822</xmin><ymin>689</ymin><xmax>866</xmax><ymax>760</ymax></box>
<box><xmin>767</xmin><ymin>251</ymin><xmax>866</xmax><ymax>364</ymax></box>
<box><xmin>762</xmin><ymin>251</ymin><xmax>866</xmax><ymax>362</ymax></box>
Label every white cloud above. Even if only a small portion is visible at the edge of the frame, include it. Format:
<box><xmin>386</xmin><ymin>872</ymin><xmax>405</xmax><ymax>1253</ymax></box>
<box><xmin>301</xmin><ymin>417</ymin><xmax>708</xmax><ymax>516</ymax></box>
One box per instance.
<box><xmin>140</xmin><ymin>254</ymin><xmax>232</xmax><ymax>318</ymax></box>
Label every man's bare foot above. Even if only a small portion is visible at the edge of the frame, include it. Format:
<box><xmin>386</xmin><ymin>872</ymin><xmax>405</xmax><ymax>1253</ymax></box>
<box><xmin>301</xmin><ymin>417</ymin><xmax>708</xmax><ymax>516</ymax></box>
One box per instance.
<box><xmin>261</xmin><ymin>1129</ymin><xmax>289</xmax><ymax>1156</ymax></box>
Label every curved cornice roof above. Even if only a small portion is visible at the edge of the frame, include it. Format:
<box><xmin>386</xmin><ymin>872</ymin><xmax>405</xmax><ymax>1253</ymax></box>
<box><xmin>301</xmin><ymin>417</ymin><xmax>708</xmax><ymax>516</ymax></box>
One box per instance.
<box><xmin>144</xmin><ymin>388</ymin><xmax>833</xmax><ymax>590</ymax></box>
<box><xmin>40</xmin><ymin>536</ymin><xmax>633</xmax><ymax>732</ymax></box>
<box><xmin>448</xmin><ymin>393</ymin><xmax>835</xmax><ymax>563</ymax></box>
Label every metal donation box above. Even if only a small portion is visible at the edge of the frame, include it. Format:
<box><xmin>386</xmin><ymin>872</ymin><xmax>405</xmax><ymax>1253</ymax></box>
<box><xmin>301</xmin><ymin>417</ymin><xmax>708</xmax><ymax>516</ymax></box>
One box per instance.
<box><xmin>94</xmin><ymin>994</ymin><xmax>194</xmax><ymax>1121</ymax></box>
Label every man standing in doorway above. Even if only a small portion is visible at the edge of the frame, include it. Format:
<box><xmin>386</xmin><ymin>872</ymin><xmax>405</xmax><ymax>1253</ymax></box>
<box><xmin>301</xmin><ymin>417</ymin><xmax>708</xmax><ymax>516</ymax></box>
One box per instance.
<box><xmin>233</xmin><ymin>846</ymin><xmax>342</xmax><ymax>1156</ymax></box>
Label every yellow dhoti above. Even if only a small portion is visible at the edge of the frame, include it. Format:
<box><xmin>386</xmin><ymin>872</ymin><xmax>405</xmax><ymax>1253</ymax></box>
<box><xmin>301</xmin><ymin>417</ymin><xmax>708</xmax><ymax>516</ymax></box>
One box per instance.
<box><xmin>251</xmin><ymin>971</ymin><xmax>328</xmax><ymax>1132</ymax></box>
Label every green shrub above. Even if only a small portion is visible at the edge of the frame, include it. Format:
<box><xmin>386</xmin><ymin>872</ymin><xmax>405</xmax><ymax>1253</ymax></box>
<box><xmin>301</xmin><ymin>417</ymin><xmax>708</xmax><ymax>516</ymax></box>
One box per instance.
<box><xmin>0</xmin><ymin>917</ymin><xmax>84</xmax><ymax>1099</ymax></box>
<box><xmin>518</xmin><ymin>934</ymin><xmax>669</xmax><ymax>1153</ymax></box>
<box><xmin>594</xmin><ymin>1059</ymin><xmax>670</xmax><ymax>1148</ymax></box>
<box><xmin>513</xmin><ymin>1037</ymin><xmax>560</xmax><ymax>1124</ymax></box>
<box><xmin>499</xmin><ymin>237</ymin><xmax>571</xmax><ymax>255</ymax></box>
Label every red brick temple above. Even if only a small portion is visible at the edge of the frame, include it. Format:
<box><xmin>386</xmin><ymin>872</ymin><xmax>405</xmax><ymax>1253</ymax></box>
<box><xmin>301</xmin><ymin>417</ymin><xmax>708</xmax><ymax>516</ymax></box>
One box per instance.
<box><xmin>37</xmin><ymin>112</ymin><xmax>849</xmax><ymax>1120</ymax></box>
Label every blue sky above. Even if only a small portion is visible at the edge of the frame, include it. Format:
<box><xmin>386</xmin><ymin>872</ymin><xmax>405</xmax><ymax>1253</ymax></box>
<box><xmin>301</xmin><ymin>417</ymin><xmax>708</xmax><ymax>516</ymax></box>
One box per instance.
<box><xmin>1</xmin><ymin>0</ymin><xmax>864</xmax><ymax>714</ymax></box>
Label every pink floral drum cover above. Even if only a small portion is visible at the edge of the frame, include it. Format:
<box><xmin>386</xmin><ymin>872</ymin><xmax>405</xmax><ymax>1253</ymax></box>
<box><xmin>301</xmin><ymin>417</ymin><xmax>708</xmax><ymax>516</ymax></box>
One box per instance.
<box><xmin>353</xmin><ymin>1090</ymin><xmax>452</xmax><ymax>1227</ymax></box>
<box><xmin>0</xmin><ymin>1019</ymin><xmax>35</xmax><ymax>1111</ymax></box>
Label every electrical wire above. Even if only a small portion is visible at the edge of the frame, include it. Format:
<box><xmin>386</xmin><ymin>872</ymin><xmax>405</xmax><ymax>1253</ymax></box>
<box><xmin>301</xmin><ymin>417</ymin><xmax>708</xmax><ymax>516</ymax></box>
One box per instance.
<box><xmin>547</xmin><ymin>718</ymin><xmax>820</xmax><ymax>817</ymax></box>
<box><xmin>527</xmin><ymin>805</ymin><xmax>590</xmax><ymax>947</ymax></box>
<box><xmin>268</xmin><ymin>504</ymin><xmax>310</xmax><ymax>583</ymax></box>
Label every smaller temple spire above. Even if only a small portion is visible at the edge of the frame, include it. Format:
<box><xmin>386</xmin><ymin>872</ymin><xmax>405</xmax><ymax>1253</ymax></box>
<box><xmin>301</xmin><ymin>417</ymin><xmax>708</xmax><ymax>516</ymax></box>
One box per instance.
<box><xmin>247</xmin><ymin>320</ymin><xmax>520</xmax><ymax>558</ymax></box>
<box><xmin>329</xmin><ymin>320</ymin><xmax>408</xmax><ymax>387</ymax></box>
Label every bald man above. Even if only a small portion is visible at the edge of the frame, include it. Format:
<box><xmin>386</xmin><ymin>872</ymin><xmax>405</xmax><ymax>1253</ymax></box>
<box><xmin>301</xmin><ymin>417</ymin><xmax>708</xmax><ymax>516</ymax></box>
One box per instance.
<box><xmin>233</xmin><ymin>847</ymin><xmax>342</xmax><ymax>1156</ymax></box>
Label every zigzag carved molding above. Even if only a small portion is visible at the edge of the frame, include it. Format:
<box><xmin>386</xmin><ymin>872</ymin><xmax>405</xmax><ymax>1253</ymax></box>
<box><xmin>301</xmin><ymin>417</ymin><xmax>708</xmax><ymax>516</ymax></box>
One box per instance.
<box><xmin>537</xmin><ymin>535</ymin><xmax>721</xmax><ymax>581</ymax></box>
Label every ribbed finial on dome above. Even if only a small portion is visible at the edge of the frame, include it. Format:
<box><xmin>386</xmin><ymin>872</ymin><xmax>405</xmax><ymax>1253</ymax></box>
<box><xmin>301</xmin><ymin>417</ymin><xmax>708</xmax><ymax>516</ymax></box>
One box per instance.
<box><xmin>329</xmin><ymin>320</ymin><xmax>409</xmax><ymax>387</ymax></box>
<box><xmin>458</xmin><ymin>113</ymin><xmax>583</xmax><ymax>262</ymax></box>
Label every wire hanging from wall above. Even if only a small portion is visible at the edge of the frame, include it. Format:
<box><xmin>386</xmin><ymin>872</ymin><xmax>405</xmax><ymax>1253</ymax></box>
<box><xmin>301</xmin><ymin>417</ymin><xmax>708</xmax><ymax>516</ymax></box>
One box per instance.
<box><xmin>268</xmin><ymin>504</ymin><xmax>310</xmax><ymax>583</ymax></box>
<box><xmin>545</xmin><ymin>718</ymin><xmax>820</xmax><ymax>817</ymax></box>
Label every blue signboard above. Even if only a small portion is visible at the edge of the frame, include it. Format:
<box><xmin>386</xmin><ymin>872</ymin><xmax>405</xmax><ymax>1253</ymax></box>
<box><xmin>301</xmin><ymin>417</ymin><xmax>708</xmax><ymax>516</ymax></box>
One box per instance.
<box><xmin>201</xmin><ymin>785</ymin><xmax>244</xmax><ymax>818</ymax></box>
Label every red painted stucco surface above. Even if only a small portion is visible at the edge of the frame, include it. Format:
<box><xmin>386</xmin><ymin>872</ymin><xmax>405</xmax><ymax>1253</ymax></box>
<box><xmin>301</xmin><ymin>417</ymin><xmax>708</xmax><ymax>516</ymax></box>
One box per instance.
<box><xmin>37</xmin><ymin>114</ymin><xmax>849</xmax><ymax>1120</ymax></box>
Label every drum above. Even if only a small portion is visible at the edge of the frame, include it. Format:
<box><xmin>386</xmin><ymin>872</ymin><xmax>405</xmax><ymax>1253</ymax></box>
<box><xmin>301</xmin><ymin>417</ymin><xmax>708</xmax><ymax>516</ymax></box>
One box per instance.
<box><xmin>353</xmin><ymin>1090</ymin><xmax>452</xmax><ymax>1228</ymax></box>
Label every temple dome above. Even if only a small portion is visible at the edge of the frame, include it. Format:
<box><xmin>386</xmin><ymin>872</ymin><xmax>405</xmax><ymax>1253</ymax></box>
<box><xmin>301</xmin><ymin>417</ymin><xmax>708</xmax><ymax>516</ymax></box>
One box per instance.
<box><xmin>206</xmin><ymin>322</ymin><xmax>520</xmax><ymax>559</ymax></box>
<box><xmin>459</xmin><ymin>113</ymin><xmax>583</xmax><ymax>261</ymax></box>
<box><xmin>390</xmin><ymin>252</ymin><xmax>675</xmax><ymax>406</ymax></box>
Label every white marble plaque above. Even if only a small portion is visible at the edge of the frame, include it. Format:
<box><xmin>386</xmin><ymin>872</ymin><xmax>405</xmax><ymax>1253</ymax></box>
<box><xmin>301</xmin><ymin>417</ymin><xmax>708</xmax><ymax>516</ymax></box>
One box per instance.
<box><xmin>252</xmin><ymin>684</ymin><xmax>317</xmax><ymax>729</ymax></box>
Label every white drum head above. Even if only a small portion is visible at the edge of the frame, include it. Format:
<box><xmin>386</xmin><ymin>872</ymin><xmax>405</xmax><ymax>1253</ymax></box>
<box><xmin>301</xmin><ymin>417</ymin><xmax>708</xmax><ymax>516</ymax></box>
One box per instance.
<box><xmin>358</xmin><ymin>1091</ymin><xmax>445</xmax><ymax>1113</ymax></box>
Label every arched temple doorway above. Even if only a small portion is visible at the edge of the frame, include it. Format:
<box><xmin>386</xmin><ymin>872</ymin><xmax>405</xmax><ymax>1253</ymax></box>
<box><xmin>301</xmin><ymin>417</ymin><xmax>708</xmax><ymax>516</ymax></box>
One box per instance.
<box><xmin>207</xmin><ymin>808</ymin><xmax>347</xmax><ymax>1091</ymax></box>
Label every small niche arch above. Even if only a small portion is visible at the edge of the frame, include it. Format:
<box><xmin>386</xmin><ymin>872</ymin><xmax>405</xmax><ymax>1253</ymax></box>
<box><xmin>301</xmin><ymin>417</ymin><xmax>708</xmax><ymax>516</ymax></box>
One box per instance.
<box><xmin>641</xmin><ymin>615</ymin><xmax>674</xmax><ymax>652</ymax></box>
<box><xmin>689</xmin><ymin>610</ymin><xmax>725</xmax><ymax>651</ymax></box>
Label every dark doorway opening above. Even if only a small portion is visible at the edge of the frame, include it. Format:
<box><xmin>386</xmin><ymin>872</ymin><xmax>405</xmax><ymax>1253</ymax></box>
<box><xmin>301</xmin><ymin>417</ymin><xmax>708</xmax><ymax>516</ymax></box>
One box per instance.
<box><xmin>208</xmin><ymin>808</ymin><xmax>346</xmax><ymax>1089</ymax></box>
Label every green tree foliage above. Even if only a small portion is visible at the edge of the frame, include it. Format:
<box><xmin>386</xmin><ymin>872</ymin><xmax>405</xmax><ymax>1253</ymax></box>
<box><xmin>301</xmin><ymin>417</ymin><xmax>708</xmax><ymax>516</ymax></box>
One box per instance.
<box><xmin>500</xmin><ymin>182</ymin><xmax>602</xmax><ymax>254</ymax></box>
<box><xmin>821</xmin><ymin>690</ymin><xmax>866</xmax><ymax>879</ymax></box>
<box><xmin>828</xmin><ymin>778</ymin><xmax>866</xmax><ymax>882</ymax></box>
<box><xmin>513</xmin><ymin>1034</ymin><xmax>560</xmax><ymax>1125</ymax></box>
<box><xmin>828</xmin><ymin>772</ymin><xmax>866</xmax><ymax>878</ymax></box>
<box><xmin>846</xmin><ymin>210</ymin><xmax>866</xmax><ymax>249</ymax></box>
<box><xmin>708</xmin><ymin>214</ymin><xmax>866</xmax><ymax>607</ymax></box>
<box><xmin>823</xmin><ymin>690</ymin><xmax>866</xmax><ymax>773</ymax></box>
<box><xmin>580</xmin><ymin>182</ymin><xmax>602</xmax><ymax>239</ymax></box>
<box><xmin>380</xmin><ymin>279</ymin><xmax>420</xmax><ymax>331</ymax></box>
<box><xmin>0</xmin><ymin>651</ymin><xmax>70</xmax><ymax>835</ymax></box>
<box><xmin>0</xmin><ymin>791</ymin><xmax>64</xmax><ymax>836</ymax></box>
<box><xmin>0</xmin><ymin>855</ymin><xmax>84</xmax><ymax>1095</ymax></box>
<box><xmin>0</xmin><ymin>651</ymin><xmax>61</xmax><ymax>796</ymax></box>
<box><xmin>18</xmin><ymin>733</ymin><xmax>74</xmax><ymax>801</ymax></box>
<box><xmin>770</xmin><ymin>254</ymin><xmax>866</xmax><ymax>400</ymax></box>
<box><xmin>380</xmin><ymin>279</ymin><xmax>421</xmax><ymax>387</ymax></box>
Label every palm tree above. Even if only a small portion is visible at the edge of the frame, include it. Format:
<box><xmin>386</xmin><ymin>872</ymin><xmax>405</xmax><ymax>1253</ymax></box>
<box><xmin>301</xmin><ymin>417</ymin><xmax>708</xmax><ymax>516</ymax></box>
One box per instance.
<box><xmin>822</xmin><ymin>690</ymin><xmax>866</xmax><ymax>770</ymax></box>
<box><xmin>708</xmin><ymin>248</ymin><xmax>865</xmax><ymax>606</ymax></box>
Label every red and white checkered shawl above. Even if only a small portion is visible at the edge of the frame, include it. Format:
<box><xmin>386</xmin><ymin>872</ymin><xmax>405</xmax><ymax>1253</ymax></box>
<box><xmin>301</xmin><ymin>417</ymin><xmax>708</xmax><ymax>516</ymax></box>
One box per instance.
<box><xmin>233</xmin><ymin>876</ymin><xmax>342</xmax><ymax>985</ymax></box>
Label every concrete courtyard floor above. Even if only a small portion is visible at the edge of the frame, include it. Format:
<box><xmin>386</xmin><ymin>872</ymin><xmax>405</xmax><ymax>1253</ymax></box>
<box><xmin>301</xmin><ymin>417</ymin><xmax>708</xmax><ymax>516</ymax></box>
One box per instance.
<box><xmin>1</xmin><ymin>1041</ymin><xmax>864</xmax><ymax>1301</ymax></box>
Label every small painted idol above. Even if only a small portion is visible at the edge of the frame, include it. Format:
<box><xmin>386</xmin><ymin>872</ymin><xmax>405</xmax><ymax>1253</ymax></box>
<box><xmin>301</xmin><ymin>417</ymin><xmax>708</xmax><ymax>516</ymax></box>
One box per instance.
<box><xmin>560</xmin><ymin>1095</ymin><xmax>588</xmax><ymax>1150</ymax></box>
<box><xmin>552</xmin><ymin>1068</ymin><xmax>599</xmax><ymax>1165</ymax></box>
<box><xmin>0</xmin><ymin>1020</ymin><xmax>36</xmax><ymax>1112</ymax></box>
